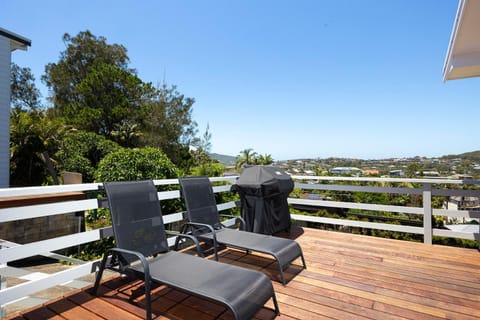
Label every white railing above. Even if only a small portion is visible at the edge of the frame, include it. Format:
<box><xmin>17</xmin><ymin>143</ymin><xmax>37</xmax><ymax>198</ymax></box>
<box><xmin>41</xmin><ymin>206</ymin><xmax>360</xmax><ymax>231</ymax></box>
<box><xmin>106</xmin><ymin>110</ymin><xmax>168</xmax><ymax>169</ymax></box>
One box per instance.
<box><xmin>289</xmin><ymin>175</ymin><xmax>480</xmax><ymax>244</ymax></box>
<box><xmin>0</xmin><ymin>176</ymin><xmax>236</xmax><ymax>316</ymax></box>
<box><xmin>0</xmin><ymin>175</ymin><xmax>479</xmax><ymax>316</ymax></box>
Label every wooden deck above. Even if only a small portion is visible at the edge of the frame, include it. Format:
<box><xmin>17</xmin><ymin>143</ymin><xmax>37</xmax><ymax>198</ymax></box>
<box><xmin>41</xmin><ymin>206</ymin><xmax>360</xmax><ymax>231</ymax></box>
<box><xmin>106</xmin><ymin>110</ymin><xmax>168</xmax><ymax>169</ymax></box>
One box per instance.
<box><xmin>6</xmin><ymin>227</ymin><xmax>480</xmax><ymax>320</ymax></box>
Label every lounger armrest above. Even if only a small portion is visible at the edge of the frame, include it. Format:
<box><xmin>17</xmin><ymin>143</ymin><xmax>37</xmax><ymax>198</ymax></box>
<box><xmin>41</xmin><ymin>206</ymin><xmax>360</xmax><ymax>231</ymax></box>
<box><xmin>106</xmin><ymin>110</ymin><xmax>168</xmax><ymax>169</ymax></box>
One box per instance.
<box><xmin>93</xmin><ymin>247</ymin><xmax>148</xmax><ymax>297</ymax></box>
<box><xmin>181</xmin><ymin>222</ymin><xmax>216</xmax><ymax>235</ymax></box>
<box><xmin>105</xmin><ymin>247</ymin><xmax>151</xmax><ymax>280</ymax></box>
<box><xmin>180</xmin><ymin>222</ymin><xmax>218</xmax><ymax>248</ymax></box>
<box><xmin>166</xmin><ymin>230</ymin><xmax>204</xmax><ymax>257</ymax></box>
<box><xmin>219</xmin><ymin>214</ymin><xmax>246</xmax><ymax>230</ymax></box>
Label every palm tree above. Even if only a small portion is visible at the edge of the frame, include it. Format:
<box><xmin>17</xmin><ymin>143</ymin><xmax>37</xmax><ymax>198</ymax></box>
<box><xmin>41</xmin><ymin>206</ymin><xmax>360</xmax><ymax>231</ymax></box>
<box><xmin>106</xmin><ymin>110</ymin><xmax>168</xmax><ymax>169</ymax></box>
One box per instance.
<box><xmin>256</xmin><ymin>153</ymin><xmax>273</xmax><ymax>165</ymax></box>
<box><xmin>236</xmin><ymin>148</ymin><xmax>257</xmax><ymax>171</ymax></box>
<box><xmin>10</xmin><ymin>110</ymin><xmax>46</xmax><ymax>186</ymax></box>
<box><xmin>10</xmin><ymin>110</ymin><xmax>70</xmax><ymax>185</ymax></box>
<box><xmin>110</xmin><ymin>121</ymin><xmax>143</xmax><ymax>147</ymax></box>
<box><xmin>36</xmin><ymin>114</ymin><xmax>71</xmax><ymax>184</ymax></box>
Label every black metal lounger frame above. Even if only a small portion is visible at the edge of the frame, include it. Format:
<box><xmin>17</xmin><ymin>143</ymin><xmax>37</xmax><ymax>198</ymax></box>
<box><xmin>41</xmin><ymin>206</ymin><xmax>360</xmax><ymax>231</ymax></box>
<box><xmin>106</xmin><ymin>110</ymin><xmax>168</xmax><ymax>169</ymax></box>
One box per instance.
<box><xmin>178</xmin><ymin>176</ymin><xmax>307</xmax><ymax>286</ymax></box>
<box><xmin>91</xmin><ymin>180</ymin><xmax>279</xmax><ymax>320</ymax></box>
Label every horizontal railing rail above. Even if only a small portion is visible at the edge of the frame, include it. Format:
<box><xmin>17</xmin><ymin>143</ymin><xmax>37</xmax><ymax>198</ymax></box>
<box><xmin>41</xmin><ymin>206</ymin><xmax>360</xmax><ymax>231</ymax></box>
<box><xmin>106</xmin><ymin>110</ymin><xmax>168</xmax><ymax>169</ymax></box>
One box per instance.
<box><xmin>1</xmin><ymin>175</ymin><xmax>479</xmax><ymax>316</ymax></box>
<box><xmin>289</xmin><ymin>175</ymin><xmax>480</xmax><ymax>243</ymax></box>
<box><xmin>0</xmin><ymin>176</ymin><xmax>237</xmax><ymax>314</ymax></box>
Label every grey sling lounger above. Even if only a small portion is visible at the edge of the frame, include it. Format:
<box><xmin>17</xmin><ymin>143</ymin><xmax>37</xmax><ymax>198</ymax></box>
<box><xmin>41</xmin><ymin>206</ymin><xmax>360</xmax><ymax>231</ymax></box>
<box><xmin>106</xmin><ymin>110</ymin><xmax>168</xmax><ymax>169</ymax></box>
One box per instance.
<box><xmin>178</xmin><ymin>176</ymin><xmax>306</xmax><ymax>285</ymax></box>
<box><xmin>91</xmin><ymin>180</ymin><xmax>279</xmax><ymax>320</ymax></box>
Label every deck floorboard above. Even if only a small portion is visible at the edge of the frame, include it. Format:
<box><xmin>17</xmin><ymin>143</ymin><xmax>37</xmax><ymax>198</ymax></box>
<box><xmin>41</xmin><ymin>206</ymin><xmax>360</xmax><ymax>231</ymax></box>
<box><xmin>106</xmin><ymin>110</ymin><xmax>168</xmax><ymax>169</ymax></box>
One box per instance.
<box><xmin>6</xmin><ymin>227</ymin><xmax>480</xmax><ymax>319</ymax></box>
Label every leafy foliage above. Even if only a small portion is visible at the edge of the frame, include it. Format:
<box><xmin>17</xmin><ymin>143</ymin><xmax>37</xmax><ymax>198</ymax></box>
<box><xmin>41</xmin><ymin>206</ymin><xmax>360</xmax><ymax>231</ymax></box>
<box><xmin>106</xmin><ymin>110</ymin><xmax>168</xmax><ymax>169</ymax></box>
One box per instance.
<box><xmin>95</xmin><ymin>147</ymin><xmax>179</xmax><ymax>182</ymax></box>
<box><xmin>10</xmin><ymin>107</ymin><xmax>70</xmax><ymax>186</ymax></box>
<box><xmin>189</xmin><ymin>123</ymin><xmax>217</xmax><ymax>173</ymax></box>
<box><xmin>95</xmin><ymin>147</ymin><xmax>182</xmax><ymax>214</ymax></box>
<box><xmin>56</xmin><ymin>131</ymin><xmax>121</xmax><ymax>182</ymax></box>
<box><xmin>42</xmin><ymin>31</ymin><xmax>157</xmax><ymax>140</ymax></box>
<box><xmin>141</xmin><ymin>84</ymin><xmax>198</xmax><ymax>167</ymax></box>
<box><xmin>190</xmin><ymin>162</ymin><xmax>225</xmax><ymax>177</ymax></box>
<box><xmin>42</xmin><ymin>31</ymin><xmax>198</xmax><ymax>171</ymax></box>
<box><xmin>74</xmin><ymin>63</ymin><xmax>155</xmax><ymax>137</ymax></box>
<box><xmin>110</xmin><ymin>121</ymin><xmax>143</xmax><ymax>148</ymax></box>
<box><xmin>442</xmin><ymin>150</ymin><xmax>480</xmax><ymax>162</ymax></box>
<box><xmin>9</xmin><ymin>64</ymin><xmax>65</xmax><ymax>186</ymax></box>
<box><xmin>10</xmin><ymin>63</ymin><xmax>42</xmax><ymax>111</ymax></box>
<box><xmin>235</xmin><ymin>148</ymin><xmax>274</xmax><ymax>171</ymax></box>
<box><xmin>43</xmin><ymin>31</ymin><xmax>131</xmax><ymax>110</ymax></box>
<box><xmin>9</xmin><ymin>111</ymin><xmax>48</xmax><ymax>186</ymax></box>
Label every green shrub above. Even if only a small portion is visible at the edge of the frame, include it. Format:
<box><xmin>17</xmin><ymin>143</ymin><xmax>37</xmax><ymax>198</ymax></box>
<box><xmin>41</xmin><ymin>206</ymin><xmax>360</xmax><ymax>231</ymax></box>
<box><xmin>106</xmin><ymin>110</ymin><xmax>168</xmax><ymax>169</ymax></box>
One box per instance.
<box><xmin>56</xmin><ymin>131</ymin><xmax>121</xmax><ymax>182</ymax></box>
<box><xmin>95</xmin><ymin>147</ymin><xmax>179</xmax><ymax>182</ymax></box>
<box><xmin>95</xmin><ymin>147</ymin><xmax>181</xmax><ymax>214</ymax></box>
<box><xmin>190</xmin><ymin>162</ymin><xmax>225</xmax><ymax>177</ymax></box>
<box><xmin>73</xmin><ymin>147</ymin><xmax>181</xmax><ymax>261</ymax></box>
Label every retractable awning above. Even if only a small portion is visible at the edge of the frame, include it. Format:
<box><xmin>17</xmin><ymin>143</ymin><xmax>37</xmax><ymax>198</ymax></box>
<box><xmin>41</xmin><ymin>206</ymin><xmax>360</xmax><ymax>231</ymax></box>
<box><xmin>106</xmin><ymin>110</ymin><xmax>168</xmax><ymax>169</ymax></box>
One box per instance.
<box><xmin>443</xmin><ymin>0</ymin><xmax>480</xmax><ymax>81</ymax></box>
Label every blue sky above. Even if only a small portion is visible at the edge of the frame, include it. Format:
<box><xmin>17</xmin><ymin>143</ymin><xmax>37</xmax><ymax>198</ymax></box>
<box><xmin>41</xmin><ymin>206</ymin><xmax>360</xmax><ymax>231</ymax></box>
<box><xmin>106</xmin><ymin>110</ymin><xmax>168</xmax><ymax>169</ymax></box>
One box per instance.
<box><xmin>2</xmin><ymin>0</ymin><xmax>478</xmax><ymax>160</ymax></box>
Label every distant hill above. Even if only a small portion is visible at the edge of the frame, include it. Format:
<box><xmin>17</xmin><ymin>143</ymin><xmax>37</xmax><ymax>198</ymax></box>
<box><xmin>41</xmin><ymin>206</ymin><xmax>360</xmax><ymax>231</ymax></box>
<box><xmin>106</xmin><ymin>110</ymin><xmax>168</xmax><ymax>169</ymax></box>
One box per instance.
<box><xmin>209</xmin><ymin>153</ymin><xmax>237</xmax><ymax>166</ymax></box>
<box><xmin>442</xmin><ymin>150</ymin><xmax>480</xmax><ymax>162</ymax></box>
<box><xmin>209</xmin><ymin>150</ymin><xmax>480</xmax><ymax>166</ymax></box>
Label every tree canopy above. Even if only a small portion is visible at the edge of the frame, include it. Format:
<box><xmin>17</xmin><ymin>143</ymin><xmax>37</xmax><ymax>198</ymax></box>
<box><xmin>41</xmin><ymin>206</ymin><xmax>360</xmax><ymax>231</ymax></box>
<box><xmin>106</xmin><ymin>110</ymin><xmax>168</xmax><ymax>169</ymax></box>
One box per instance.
<box><xmin>42</xmin><ymin>31</ymin><xmax>131</xmax><ymax>110</ymax></box>
<box><xmin>42</xmin><ymin>31</ymin><xmax>157</xmax><ymax>138</ymax></box>
<box><xmin>10</xmin><ymin>30</ymin><xmax>211</xmax><ymax>186</ymax></box>
<box><xmin>10</xmin><ymin>64</ymin><xmax>69</xmax><ymax>186</ymax></box>
<box><xmin>56</xmin><ymin>131</ymin><xmax>121</xmax><ymax>182</ymax></box>
<box><xmin>141</xmin><ymin>83</ymin><xmax>198</xmax><ymax>166</ymax></box>
<box><xmin>236</xmin><ymin>148</ymin><xmax>273</xmax><ymax>171</ymax></box>
<box><xmin>41</xmin><ymin>30</ymin><xmax>197</xmax><ymax>166</ymax></box>
<box><xmin>10</xmin><ymin>63</ymin><xmax>42</xmax><ymax>112</ymax></box>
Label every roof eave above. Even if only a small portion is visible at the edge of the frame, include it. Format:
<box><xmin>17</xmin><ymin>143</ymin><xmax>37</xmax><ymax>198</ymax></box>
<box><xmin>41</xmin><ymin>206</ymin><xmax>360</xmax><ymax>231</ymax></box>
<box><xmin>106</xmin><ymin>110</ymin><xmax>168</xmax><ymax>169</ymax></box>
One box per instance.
<box><xmin>0</xmin><ymin>27</ymin><xmax>31</xmax><ymax>51</ymax></box>
<box><xmin>443</xmin><ymin>0</ymin><xmax>467</xmax><ymax>82</ymax></box>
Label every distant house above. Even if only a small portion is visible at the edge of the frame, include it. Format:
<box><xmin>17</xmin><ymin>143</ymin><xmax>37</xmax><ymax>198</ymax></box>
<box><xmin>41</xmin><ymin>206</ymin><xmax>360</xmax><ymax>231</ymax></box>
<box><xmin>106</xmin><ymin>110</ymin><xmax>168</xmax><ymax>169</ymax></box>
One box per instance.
<box><xmin>303</xmin><ymin>170</ymin><xmax>315</xmax><ymax>176</ymax></box>
<box><xmin>330</xmin><ymin>167</ymin><xmax>361</xmax><ymax>176</ymax></box>
<box><xmin>452</xmin><ymin>174</ymin><xmax>475</xmax><ymax>180</ymax></box>
<box><xmin>389</xmin><ymin>170</ymin><xmax>404</xmax><ymax>177</ymax></box>
<box><xmin>446</xmin><ymin>196</ymin><xmax>480</xmax><ymax>224</ymax></box>
<box><xmin>0</xmin><ymin>28</ymin><xmax>31</xmax><ymax>187</ymax></box>
<box><xmin>362</xmin><ymin>169</ymin><xmax>380</xmax><ymax>176</ymax></box>
<box><xmin>421</xmin><ymin>171</ymin><xmax>440</xmax><ymax>177</ymax></box>
<box><xmin>448</xmin><ymin>196</ymin><xmax>480</xmax><ymax>211</ymax></box>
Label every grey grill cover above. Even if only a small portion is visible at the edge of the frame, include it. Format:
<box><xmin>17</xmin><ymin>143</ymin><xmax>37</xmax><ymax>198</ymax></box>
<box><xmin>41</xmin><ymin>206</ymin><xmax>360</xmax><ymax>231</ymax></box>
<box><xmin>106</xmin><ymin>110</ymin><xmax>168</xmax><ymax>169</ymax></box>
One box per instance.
<box><xmin>232</xmin><ymin>166</ymin><xmax>294</xmax><ymax>235</ymax></box>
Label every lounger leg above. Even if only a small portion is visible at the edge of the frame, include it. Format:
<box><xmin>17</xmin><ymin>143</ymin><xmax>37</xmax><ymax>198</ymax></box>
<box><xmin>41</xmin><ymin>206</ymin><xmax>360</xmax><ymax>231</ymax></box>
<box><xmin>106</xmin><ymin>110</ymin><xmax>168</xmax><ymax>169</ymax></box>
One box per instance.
<box><xmin>144</xmin><ymin>275</ymin><xmax>152</xmax><ymax>320</ymax></box>
<box><xmin>279</xmin><ymin>267</ymin><xmax>286</xmax><ymax>286</ymax></box>
<box><xmin>91</xmin><ymin>254</ymin><xmax>108</xmax><ymax>295</ymax></box>
<box><xmin>213</xmin><ymin>243</ymin><xmax>219</xmax><ymax>261</ymax></box>
<box><xmin>301</xmin><ymin>253</ymin><xmax>307</xmax><ymax>269</ymax></box>
<box><xmin>174</xmin><ymin>236</ymin><xmax>181</xmax><ymax>251</ymax></box>
<box><xmin>208</xmin><ymin>239</ymin><xmax>219</xmax><ymax>261</ymax></box>
<box><xmin>272</xmin><ymin>291</ymin><xmax>280</xmax><ymax>316</ymax></box>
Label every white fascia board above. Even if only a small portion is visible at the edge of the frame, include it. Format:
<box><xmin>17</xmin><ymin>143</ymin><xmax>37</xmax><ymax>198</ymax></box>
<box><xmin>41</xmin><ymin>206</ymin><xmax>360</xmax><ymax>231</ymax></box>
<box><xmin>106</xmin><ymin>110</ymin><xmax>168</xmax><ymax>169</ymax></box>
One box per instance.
<box><xmin>443</xmin><ymin>0</ymin><xmax>467</xmax><ymax>81</ymax></box>
<box><xmin>447</xmin><ymin>52</ymin><xmax>480</xmax><ymax>80</ymax></box>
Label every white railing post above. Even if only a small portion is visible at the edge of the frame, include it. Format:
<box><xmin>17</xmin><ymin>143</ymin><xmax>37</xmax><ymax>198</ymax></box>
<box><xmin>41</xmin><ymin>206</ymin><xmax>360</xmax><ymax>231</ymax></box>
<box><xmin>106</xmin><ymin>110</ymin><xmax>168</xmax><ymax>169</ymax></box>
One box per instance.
<box><xmin>423</xmin><ymin>183</ymin><xmax>433</xmax><ymax>245</ymax></box>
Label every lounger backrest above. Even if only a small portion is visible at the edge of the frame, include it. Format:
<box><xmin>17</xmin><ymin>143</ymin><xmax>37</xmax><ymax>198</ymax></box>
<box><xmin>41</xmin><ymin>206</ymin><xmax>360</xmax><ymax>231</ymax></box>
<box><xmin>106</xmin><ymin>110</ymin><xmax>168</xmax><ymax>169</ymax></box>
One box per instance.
<box><xmin>179</xmin><ymin>176</ymin><xmax>222</xmax><ymax>229</ymax></box>
<box><xmin>104</xmin><ymin>180</ymin><xmax>169</xmax><ymax>262</ymax></box>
